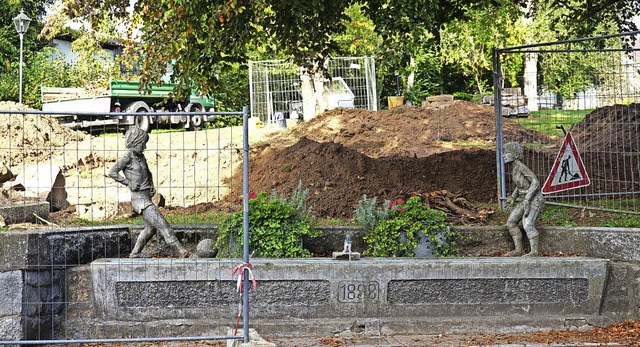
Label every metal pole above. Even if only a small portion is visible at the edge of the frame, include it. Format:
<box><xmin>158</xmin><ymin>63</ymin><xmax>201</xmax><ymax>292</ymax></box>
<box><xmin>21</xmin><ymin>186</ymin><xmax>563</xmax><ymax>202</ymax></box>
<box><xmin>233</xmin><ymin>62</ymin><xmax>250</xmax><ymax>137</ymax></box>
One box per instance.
<box><xmin>493</xmin><ymin>48</ymin><xmax>506</xmax><ymax>209</ymax></box>
<box><xmin>18</xmin><ymin>33</ymin><xmax>24</xmax><ymax>104</ymax></box>
<box><xmin>241</xmin><ymin>105</ymin><xmax>250</xmax><ymax>344</ymax></box>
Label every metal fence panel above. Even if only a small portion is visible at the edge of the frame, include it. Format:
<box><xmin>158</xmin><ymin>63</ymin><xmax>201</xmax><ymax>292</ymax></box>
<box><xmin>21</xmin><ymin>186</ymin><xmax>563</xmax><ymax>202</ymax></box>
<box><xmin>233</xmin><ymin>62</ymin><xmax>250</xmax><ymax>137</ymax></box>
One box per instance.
<box><xmin>0</xmin><ymin>110</ymin><xmax>249</xmax><ymax>345</ymax></box>
<box><xmin>495</xmin><ymin>31</ymin><xmax>640</xmax><ymax>214</ymax></box>
<box><xmin>249</xmin><ymin>57</ymin><xmax>377</xmax><ymax>125</ymax></box>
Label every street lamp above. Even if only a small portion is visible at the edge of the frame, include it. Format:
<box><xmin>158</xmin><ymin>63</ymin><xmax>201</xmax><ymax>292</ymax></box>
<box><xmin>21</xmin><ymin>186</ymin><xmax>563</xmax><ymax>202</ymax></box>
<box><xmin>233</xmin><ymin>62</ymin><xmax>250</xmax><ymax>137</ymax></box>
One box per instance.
<box><xmin>13</xmin><ymin>9</ymin><xmax>31</xmax><ymax>104</ymax></box>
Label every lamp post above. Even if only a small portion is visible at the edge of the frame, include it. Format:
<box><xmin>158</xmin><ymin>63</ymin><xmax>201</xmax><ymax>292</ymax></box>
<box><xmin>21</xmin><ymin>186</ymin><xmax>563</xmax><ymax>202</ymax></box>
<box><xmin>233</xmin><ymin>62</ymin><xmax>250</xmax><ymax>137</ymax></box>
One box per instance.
<box><xmin>13</xmin><ymin>9</ymin><xmax>31</xmax><ymax>104</ymax></box>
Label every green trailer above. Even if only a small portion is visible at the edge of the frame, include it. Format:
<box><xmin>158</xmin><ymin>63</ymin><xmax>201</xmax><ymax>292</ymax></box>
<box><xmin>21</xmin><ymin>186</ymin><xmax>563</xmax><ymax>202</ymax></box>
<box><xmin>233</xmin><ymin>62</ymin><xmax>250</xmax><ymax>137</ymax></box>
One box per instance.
<box><xmin>42</xmin><ymin>80</ymin><xmax>215</xmax><ymax>131</ymax></box>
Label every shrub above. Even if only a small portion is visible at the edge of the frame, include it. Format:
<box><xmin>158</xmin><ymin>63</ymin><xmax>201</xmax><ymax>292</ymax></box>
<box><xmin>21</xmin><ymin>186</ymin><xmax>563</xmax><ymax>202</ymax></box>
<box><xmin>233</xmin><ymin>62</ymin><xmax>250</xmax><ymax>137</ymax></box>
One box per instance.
<box><xmin>356</xmin><ymin>195</ymin><xmax>459</xmax><ymax>257</ymax></box>
<box><xmin>453</xmin><ymin>91</ymin><xmax>474</xmax><ymax>101</ymax></box>
<box><xmin>216</xmin><ymin>183</ymin><xmax>319</xmax><ymax>258</ymax></box>
<box><xmin>354</xmin><ymin>195</ymin><xmax>396</xmax><ymax>232</ymax></box>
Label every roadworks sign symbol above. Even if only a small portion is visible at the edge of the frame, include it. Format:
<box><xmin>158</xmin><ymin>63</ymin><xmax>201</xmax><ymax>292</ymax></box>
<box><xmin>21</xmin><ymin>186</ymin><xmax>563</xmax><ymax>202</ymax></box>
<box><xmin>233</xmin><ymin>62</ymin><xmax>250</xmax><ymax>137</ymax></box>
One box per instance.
<box><xmin>542</xmin><ymin>132</ymin><xmax>590</xmax><ymax>194</ymax></box>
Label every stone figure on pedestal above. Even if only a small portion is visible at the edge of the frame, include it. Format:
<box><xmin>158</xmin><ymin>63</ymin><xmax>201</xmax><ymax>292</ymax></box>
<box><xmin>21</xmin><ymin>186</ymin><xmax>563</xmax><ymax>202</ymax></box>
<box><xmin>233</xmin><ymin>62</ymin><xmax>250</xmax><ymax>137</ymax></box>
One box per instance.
<box><xmin>503</xmin><ymin>142</ymin><xmax>545</xmax><ymax>257</ymax></box>
<box><xmin>108</xmin><ymin>126</ymin><xmax>190</xmax><ymax>258</ymax></box>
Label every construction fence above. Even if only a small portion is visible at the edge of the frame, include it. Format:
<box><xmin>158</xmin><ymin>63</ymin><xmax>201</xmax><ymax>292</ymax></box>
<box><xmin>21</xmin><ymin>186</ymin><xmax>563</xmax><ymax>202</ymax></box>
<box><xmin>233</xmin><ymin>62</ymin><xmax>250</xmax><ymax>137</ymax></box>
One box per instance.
<box><xmin>249</xmin><ymin>57</ymin><xmax>377</xmax><ymax>126</ymax></box>
<box><xmin>494</xmin><ymin>31</ymin><xmax>640</xmax><ymax>216</ymax></box>
<box><xmin>0</xmin><ymin>109</ymin><xmax>252</xmax><ymax>345</ymax></box>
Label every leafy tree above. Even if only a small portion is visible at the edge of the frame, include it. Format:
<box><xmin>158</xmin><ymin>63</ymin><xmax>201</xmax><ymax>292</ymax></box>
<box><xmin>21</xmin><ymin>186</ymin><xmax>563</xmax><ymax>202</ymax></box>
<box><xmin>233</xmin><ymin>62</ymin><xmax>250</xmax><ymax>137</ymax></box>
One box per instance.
<box><xmin>439</xmin><ymin>1</ymin><xmax>526</xmax><ymax>94</ymax></box>
<box><xmin>526</xmin><ymin>0</ymin><xmax>639</xmax><ymax>39</ymax></box>
<box><xmin>23</xmin><ymin>0</ymin><xmax>640</xmax><ymax>109</ymax></box>
<box><xmin>43</xmin><ymin>0</ymin><xmax>356</xmax><ymax>100</ymax></box>
<box><xmin>518</xmin><ymin>1</ymin><xmax>629</xmax><ymax>99</ymax></box>
<box><xmin>332</xmin><ymin>3</ymin><xmax>381</xmax><ymax>57</ymax></box>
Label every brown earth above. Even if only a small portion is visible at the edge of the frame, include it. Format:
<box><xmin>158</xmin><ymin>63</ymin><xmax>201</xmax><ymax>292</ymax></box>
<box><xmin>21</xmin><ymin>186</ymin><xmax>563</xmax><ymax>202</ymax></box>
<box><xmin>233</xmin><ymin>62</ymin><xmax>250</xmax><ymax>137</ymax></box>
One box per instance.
<box><xmin>572</xmin><ymin>102</ymin><xmax>640</xmax><ymax>152</ymax></box>
<box><xmin>220</xmin><ymin>101</ymin><xmax>550</xmax><ymax>220</ymax></box>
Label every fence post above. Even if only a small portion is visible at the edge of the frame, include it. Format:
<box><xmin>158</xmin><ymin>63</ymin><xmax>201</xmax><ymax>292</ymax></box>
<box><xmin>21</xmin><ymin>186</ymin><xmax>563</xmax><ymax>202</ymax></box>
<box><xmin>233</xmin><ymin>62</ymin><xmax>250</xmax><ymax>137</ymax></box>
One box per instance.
<box><xmin>242</xmin><ymin>105</ymin><xmax>250</xmax><ymax>343</ymax></box>
<box><xmin>493</xmin><ymin>48</ymin><xmax>506</xmax><ymax>210</ymax></box>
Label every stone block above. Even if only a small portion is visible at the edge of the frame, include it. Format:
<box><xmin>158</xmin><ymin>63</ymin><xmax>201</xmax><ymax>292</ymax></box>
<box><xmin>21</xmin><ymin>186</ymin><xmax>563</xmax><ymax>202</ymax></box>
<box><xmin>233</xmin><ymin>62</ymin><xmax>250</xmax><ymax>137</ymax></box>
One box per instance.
<box><xmin>0</xmin><ymin>202</ymin><xmax>49</xmax><ymax>225</ymax></box>
<box><xmin>0</xmin><ymin>316</ymin><xmax>21</xmax><ymax>342</ymax></box>
<box><xmin>424</xmin><ymin>95</ymin><xmax>454</xmax><ymax>102</ymax></box>
<box><xmin>0</xmin><ymin>271</ymin><xmax>22</xmax><ymax>343</ymax></box>
<box><xmin>0</xmin><ymin>271</ymin><xmax>22</xmax><ymax>317</ymax></box>
<box><xmin>226</xmin><ymin>328</ymin><xmax>275</xmax><ymax>347</ymax></box>
<box><xmin>0</xmin><ymin>226</ymin><xmax>131</xmax><ymax>271</ymax></box>
<box><xmin>541</xmin><ymin>226</ymin><xmax>640</xmax><ymax>261</ymax></box>
<box><xmin>332</xmin><ymin>251</ymin><xmax>360</xmax><ymax>260</ymax></box>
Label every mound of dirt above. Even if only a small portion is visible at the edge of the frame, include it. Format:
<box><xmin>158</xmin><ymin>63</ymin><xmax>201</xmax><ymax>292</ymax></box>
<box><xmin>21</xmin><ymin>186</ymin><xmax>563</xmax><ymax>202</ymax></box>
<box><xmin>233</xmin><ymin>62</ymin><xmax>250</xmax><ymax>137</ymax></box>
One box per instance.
<box><xmin>0</xmin><ymin>101</ymin><xmax>88</xmax><ymax>167</ymax></box>
<box><xmin>572</xmin><ymin>103</ymin><xmax>640</xmax><ymax>152</ymax></box>
<box><xmin>221</xmin><ymin>101</ymin><xmax>548</xmax><ymax>219</ymax></box>
<box><xmin>287</xmin><ymin>101</ymin><xmax>549</xmax><ymax>158</ymax></box>
<box><xmin>235</xmin><ymin>137</ymin><xmax>497</xmax><ymax>219</ymax></box>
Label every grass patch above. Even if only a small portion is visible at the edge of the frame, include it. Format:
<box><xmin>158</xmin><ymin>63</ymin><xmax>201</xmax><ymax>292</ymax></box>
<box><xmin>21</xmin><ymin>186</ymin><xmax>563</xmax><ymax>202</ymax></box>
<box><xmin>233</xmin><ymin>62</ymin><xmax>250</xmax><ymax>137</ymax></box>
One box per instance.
<box><xmin>513</xmin><ymin>109</ymin><xmax>592</xmax><ymax>138</ymax></box>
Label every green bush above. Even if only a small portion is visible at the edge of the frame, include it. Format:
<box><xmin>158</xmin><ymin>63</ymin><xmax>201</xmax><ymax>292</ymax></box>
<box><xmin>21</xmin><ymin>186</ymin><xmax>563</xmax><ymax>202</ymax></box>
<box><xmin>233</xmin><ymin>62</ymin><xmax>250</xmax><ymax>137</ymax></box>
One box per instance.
<box><xmin>204</xmin><ymin>114</ymin><xmax>242</xmax><ymax>129</ymax></box>
<box><xmin>357</xmin><ymin>195</ymin><xmax>459</xmax><ymax>257</ymax></box>
<box><xmin>453</xmin><ymin>91</ymin><xmax>474</xmax><ymax>101</ymax></box>
<box><xmin>216</xmin><ymin>184</ymin><xmax>319</xmax><ymax>258</ymax></box>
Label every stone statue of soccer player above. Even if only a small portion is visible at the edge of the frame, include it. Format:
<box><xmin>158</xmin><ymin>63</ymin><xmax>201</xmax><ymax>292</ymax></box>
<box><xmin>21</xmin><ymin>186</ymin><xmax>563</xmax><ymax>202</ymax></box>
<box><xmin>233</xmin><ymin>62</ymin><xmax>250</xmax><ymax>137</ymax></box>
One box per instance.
<box><xmin>108</xmin><ymin>126</ymin><xmax>190</xmax><ymax>258</ymax></box>
<box><xmin>503</xmin><ymin>142</ymin><xmax>545</xmax><ymax>257</ymax></box>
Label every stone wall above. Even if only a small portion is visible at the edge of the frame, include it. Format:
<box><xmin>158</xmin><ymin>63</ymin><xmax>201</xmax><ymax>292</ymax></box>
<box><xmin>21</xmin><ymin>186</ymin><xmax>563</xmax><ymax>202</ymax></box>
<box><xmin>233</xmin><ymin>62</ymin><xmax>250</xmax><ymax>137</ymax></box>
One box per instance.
<box><xmin>2</xmin><ymin>225</ymin><xmax>640</xmax><ymax>343</ymax></box>
<box><xmin>83</xmin><ymin>257</ymin><xmax>610</xmax><ymax>338</ymax></box>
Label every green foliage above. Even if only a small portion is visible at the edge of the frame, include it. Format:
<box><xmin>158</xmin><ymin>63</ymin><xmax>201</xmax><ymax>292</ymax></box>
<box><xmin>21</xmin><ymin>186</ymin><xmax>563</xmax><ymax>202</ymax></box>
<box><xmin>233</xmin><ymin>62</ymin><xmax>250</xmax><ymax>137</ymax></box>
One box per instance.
<box><xmin>439</xmin><ymin>1</ymin><xmax>525</xmax><ymax>94</ymax></box>
<box><xmin>204</xmin><ymin>114</ymin><xmax>242</xmax><ymax>129</ymax></box>
<box><xmin>333</xmin><ymin>3</ymin><xmax>382</xmax><ymax>57</ymax></box>
<box><xmin>453</xmin><ymin>91</ymin><xmax>473</xmax><ymax>101</ymax></box>
<box><xmin>357</xmin><ymin>195</ymin><xmax>458</xmax><ymax>257</ymax></box>
<box><xmin>215</xmin><ymin>184</ymin><xmax>319</xmax><ymax>258</ymax></box>
<box><xmin>603</xmin><ymin>216</ymin><xmax>640</xmax><ymax>228</ymax></box>
<box><xmin>209</xmin><ymin>61</ymin><xmax>250</xmax><ymax>111</ymax></box>
<box><xmin>354</xmin><ymin>195</ymin><xmax>396</xmax><ymax>232</ymax></box>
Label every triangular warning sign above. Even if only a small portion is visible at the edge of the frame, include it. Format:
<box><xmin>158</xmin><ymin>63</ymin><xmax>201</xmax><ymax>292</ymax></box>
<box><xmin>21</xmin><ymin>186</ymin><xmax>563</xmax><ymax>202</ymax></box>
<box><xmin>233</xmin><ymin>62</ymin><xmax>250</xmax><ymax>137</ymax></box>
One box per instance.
<box><xmin>542</xmin><ymin>132</ymin><xmax>590</xmax><ymax>194</ymax></box>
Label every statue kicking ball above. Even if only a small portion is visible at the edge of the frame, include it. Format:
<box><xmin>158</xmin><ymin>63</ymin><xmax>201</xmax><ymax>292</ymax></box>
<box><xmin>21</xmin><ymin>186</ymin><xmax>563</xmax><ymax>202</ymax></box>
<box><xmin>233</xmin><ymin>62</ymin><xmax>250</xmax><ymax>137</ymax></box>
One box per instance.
<box><xmin>108</xmin><ymin>126</ymin><xmax>190</xmax><ymax>258</ymax></box>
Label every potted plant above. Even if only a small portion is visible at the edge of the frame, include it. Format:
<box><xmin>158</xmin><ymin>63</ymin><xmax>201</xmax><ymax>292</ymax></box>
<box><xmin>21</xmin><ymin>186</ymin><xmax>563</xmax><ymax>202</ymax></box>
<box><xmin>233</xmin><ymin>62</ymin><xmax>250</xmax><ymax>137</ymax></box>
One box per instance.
<box><xmin>356</xmin><ymin>195</ymin><xmax>459</xmax><ymax>257</ymax></box>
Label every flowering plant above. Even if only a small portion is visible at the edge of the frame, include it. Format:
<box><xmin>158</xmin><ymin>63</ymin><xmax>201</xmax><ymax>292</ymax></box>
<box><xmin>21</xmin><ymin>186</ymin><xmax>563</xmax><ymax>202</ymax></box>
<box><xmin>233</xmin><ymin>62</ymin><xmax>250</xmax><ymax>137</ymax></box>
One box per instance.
<box><xmin>216</xmin><ymin>183</ymin><xmax>319</xmax><ymax>258</ymax></box>
<box><xmin>356</xmin><ymin>195</ymin><xmax>458</xmax><ymax>257</ymax></box>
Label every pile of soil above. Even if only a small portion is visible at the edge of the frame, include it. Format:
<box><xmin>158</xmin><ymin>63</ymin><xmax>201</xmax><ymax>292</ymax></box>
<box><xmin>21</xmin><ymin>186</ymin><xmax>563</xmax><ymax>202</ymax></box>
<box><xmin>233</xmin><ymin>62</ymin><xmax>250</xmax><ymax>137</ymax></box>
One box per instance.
<box><xmin>0</xmin><ymin>101</ymin><xmax>87</xmax><ymax>167</ymax></box>
<box><xmin>286</xmin><ymin>101</ymin><xmax>549</xmax><ymax>158</ymax></box>
<box><xmin>572</xmin><ymin>102</ymin><xmax>640</xmax><ymax>152</ymax></box>
<box><xmin>221</xmin><ymin>101</ymin><xmax>549</xmax><ymax>220</ymax></box>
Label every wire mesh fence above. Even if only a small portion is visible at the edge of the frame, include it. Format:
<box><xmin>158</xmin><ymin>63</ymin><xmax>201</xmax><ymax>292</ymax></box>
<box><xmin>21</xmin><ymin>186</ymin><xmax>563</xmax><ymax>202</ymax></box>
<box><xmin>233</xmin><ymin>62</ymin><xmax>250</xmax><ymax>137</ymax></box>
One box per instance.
<box><xmin>0</xmin><ymin>109</ymin><xmax>250</xmax><ymax>345</ymax></box>
<box><xmin>495</xmin><ymin>31</ymin><xmax>640</xmax><ymax>215</ymax></box>
<box><xmin>249</xmin><ymin>57</ymin><xmax>377</xmax><ymax>126</ymax></box>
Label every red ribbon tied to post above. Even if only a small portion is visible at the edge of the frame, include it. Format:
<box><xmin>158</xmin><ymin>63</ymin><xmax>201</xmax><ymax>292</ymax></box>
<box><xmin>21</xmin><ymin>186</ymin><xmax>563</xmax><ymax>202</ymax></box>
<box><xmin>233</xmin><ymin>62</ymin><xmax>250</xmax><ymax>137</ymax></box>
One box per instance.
<box><xmin>232</xmin><ymin>262</ymin><xmax>257</xmax><ymax>293</ymax></box>
<box><xmin>232</xmin><ymin>262</ymin><xmax>257</xmax><ymax>336</ymax></box>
